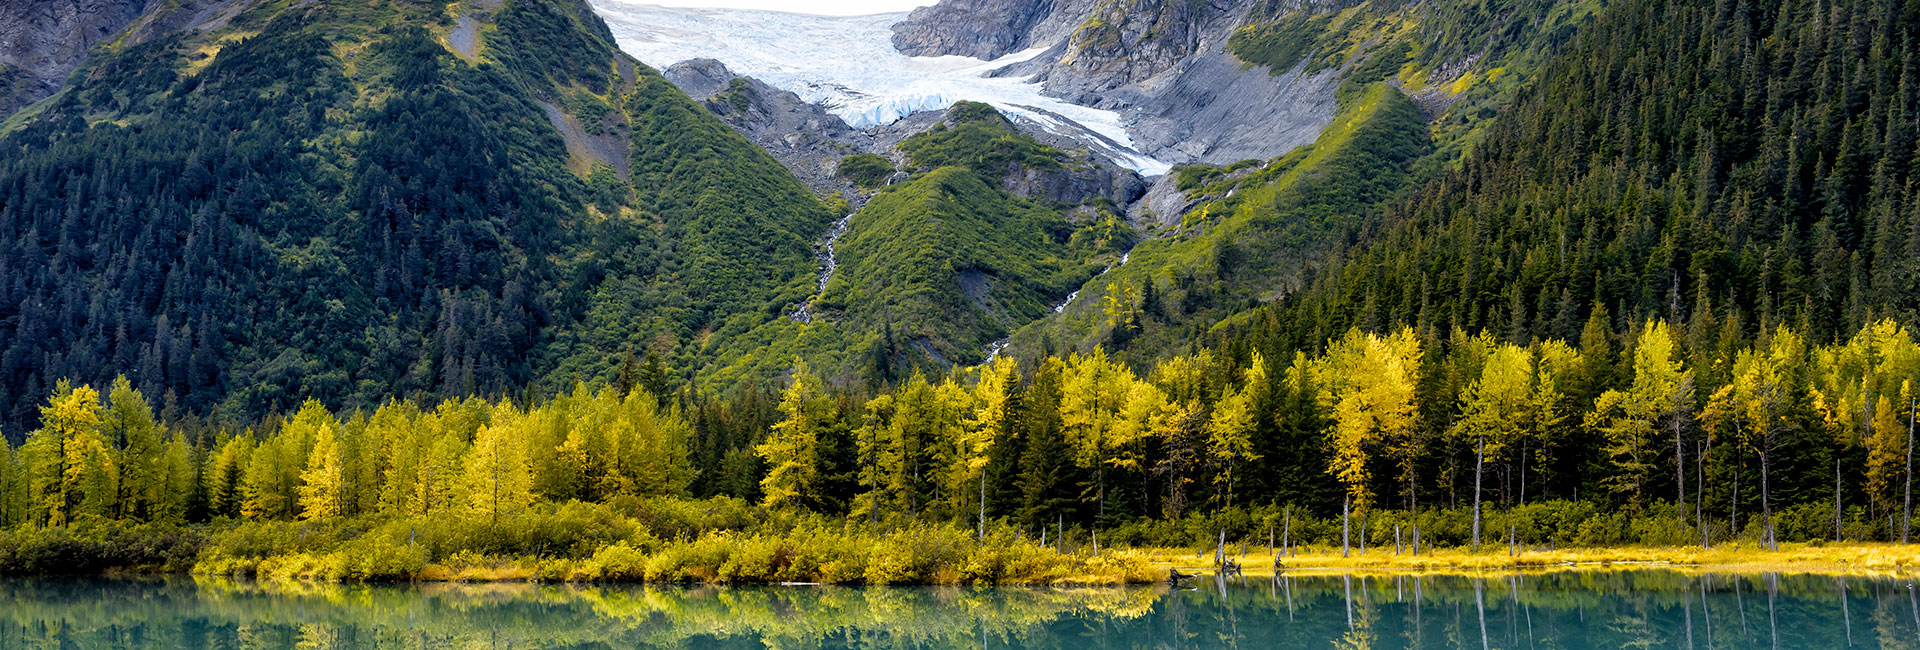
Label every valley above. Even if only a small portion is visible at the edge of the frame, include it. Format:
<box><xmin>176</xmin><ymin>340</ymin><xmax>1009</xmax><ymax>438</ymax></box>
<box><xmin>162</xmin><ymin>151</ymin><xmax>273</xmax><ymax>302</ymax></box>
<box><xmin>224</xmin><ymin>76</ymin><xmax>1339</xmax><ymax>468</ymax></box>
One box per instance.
<box><xmin>0</xmin><ymin>0</ymin><xmax>1917</xmax><ymax>598</ymax></box>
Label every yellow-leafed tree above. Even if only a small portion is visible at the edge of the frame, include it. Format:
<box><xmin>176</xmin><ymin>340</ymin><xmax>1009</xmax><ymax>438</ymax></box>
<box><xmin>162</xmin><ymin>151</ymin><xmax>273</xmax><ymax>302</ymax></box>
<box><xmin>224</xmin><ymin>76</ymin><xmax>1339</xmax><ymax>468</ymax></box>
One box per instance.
<box><xmin>758</xmin><ymin>361</ymin><xmax>827</xmax><ymax>510</ymax></box>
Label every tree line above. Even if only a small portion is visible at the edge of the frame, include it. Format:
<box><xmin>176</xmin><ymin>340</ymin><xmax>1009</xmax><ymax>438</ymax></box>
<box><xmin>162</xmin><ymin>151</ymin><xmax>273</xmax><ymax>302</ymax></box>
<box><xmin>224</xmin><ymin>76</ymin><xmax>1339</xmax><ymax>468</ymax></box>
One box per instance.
<box><xmin>4</xmin><ymin>318</ymin><xmax>1914</xmax><ymax>550</ymax></box>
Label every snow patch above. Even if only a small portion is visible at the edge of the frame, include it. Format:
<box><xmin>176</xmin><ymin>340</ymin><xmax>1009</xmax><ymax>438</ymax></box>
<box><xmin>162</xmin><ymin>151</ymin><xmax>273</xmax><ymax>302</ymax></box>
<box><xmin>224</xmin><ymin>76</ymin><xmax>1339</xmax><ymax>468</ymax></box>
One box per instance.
<box><xmin>588</xmin><ymin>1</ymin><xmax>1171</xmax><ymax>175</ymax></box>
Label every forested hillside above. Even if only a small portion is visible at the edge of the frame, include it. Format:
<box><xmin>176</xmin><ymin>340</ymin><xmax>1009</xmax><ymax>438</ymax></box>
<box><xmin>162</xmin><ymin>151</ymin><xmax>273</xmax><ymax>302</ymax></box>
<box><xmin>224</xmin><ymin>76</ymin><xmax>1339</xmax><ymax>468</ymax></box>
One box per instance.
<box><xmin>699</xmin><ymin>103</ymin><xmax>1128</xmax><ymax>390</ymax></box>
<box><xmin>0</xmin><ymin>0</ymin><xmax>832</xmax><ymax>432</ymax></box>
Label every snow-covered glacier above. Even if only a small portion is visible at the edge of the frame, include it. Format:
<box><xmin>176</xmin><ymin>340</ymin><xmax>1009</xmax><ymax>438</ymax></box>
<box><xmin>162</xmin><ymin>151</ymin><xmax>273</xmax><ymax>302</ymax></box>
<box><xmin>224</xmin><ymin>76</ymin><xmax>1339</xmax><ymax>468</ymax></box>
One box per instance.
<box><xmin>587</xmin><ymin>1</ymin><xmax>1172</xmax><ymax>176</ymax></box>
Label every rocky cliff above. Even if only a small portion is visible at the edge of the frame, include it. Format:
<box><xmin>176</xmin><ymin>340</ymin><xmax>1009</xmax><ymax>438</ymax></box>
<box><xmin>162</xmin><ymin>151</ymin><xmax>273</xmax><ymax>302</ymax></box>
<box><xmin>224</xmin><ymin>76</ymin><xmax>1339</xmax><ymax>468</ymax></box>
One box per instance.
<box><xmin>891</xmin><ymin>0</ymin><xmax>1342</xmax><ymax>166</ymax></box>
<box><xmin>0</xmin><ymin>0</ymin><xmax>152</xmax><ymax>116</ymax></box>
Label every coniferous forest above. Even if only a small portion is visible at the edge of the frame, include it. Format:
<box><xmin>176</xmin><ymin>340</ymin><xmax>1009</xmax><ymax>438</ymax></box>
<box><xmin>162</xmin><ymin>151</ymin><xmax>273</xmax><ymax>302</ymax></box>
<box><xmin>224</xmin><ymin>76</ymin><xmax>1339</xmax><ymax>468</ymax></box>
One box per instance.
<box><xmin>3</xmin><ymin>0</ymin><xmax>1920</xmax><ymax>584</ymax></box>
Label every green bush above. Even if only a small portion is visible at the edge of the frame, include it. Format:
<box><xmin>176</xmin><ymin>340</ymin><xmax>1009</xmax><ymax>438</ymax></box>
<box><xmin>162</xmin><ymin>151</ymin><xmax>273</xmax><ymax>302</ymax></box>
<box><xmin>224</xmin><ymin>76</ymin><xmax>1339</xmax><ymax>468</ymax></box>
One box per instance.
<box><xmin>837</xmin><ymin>153</ymin><xmax>895</xmax><ymax>189</ymax></box>
<box><xmin>0</xmin><ymin>520</ymin><xmax>203</xmax><ymax>575</ymax></box>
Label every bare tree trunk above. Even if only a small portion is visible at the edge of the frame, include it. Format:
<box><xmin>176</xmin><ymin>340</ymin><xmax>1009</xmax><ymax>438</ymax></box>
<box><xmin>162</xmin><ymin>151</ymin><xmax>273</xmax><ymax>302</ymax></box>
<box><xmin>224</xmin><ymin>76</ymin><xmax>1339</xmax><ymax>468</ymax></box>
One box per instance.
<box><xmin>978</xmin><ymin>471</ymin><xmax>986</xmax><ymax>542</ymax></box>
<box><xmin>1732</xmin><ymin>448</ymin><xmax>1741</xmax><ymax>540</ymax></box>
<box><xmin>1699</xmin><ymin>438</ymin><xmax>1708</xmax><ymax>548</ymax></box>
<box><xmin>1217</xmin><ymin>529</ymin><xmax>1226</xmax><ymax>568</ymax></box>
<box><xmin>1472</xmin><ymin>437</ymin><xmax>1486</xmax><ymax>550</ymax></box>
<box><xmin>1834</xmin><ymin>456</ymin><xmax>1843</xmax><ymax>542</ymax></box>
<box><xmin>1761</xmin><ymin>450</ymin><xmax>1775</xmax><ymax>550</ymax></box>
<box><xmin>1359</xmin><ymin>512</ymin><xmax>1367</xmax><ymax>555</ymax></box>
<box><xmin>1906</xmin><ymin>399</ymin><xmax>1914</xmax><ymax>544</ymax></box>
<box><xmin>1676</xmin><ymin>418</ymin><xmax>1685</xmax><ymax>526</ymax></box>
<box><xmin>1283</xmin><ymin>505</ymin><xmax>1292</xmax><ymax>558</ymax></box>
<box><xmin>1342</xmin><ymin>496</ymin><xmax>1351</xmax><ymax>558</ymax></box>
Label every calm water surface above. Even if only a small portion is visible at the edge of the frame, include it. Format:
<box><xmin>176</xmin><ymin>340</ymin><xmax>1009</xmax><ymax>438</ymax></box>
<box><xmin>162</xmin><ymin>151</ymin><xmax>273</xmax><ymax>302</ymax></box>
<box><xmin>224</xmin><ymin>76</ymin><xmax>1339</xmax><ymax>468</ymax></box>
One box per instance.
<box><xmin>2</xmin><ymin>571</ymin><xmax>1917</xmax><ymax>648</ymax></box>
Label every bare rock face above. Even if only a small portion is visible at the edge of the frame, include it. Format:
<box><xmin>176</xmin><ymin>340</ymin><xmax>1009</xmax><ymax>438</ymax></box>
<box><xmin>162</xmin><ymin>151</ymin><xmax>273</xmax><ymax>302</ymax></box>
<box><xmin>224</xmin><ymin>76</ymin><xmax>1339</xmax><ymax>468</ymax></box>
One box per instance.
<box><xmin>0</xmin><ymin>0</ymin><xmax>154</xmax><ymax>117</ymax></box>
<box><xmin>1040</xmin><ymin>0</ymin><xmax>1242</xmax><ymax>99</ymax></box>
<box><xmin>890</xmin><ymin>0</ymin><xmax>1055</xmax><ymax>60</ymax></box>
<box><xmin>889</xmin><ymin>0</ymin><xmax>1347</xmax><ymax>167</ymax></box>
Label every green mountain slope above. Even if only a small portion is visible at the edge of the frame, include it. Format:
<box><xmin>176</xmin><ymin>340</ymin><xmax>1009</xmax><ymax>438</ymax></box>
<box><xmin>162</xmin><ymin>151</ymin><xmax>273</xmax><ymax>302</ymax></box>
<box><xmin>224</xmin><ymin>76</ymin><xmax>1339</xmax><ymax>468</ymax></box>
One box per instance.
<box><xmin>1247</xmin><ymin>0</ymin><xmax>1920</xmax><ymax>352</ymax></box>
<box><xmin>700</xmin><ymin>104</ymin><xmax>1125</xmax><ymax>389</ymax></box>
<box><xmin>1009</xmin><ymin>82</ymin><xmax>1429</xmax><ymax>360</ymax></box>
<box><xmin>0</xmin><ymin>0</ymin><xmax>831</xmax><ymax>430</ymax></box>
<box><xmin>994</xmin><ymin>0</ymin><xmax>1607</xmax><ymax>366</ymax></box>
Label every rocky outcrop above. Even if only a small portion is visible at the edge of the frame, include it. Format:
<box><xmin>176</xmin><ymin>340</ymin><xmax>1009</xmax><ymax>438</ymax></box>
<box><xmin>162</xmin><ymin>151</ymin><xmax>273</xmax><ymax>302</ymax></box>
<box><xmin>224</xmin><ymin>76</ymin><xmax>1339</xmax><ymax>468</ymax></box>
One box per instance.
<box><xmin>1039</xmin><ymin>0</ymin><xmax>1242</xmax><ymax>100</ymax></box>
<box><xmin>890</xmin><ymin>0</ymin><xmax>1063</xmax><ymax>60</ymax></box>
<box><xmin>1125</xmin><ymin>50</ymin><xmax>1339</xmax><ymax>164</ymax></box>
<box><xmin>1002</xmin><ymin>157</ymin><xmax>1145</xmax><ymax>206</ymax></box>
<box><xmin>665</xmin><ymin>58</ymin><xmax>872</xmax><ymax>199</ymax></box>
<box><xmin>0</xmin><ymin>0</ymin><xmax>153</xmax><ymax>117</ymax></box>
<box><xmin>890</xmin><ymin>0</ymin><xmax>1345</xmax><ymax>167</ymax></box>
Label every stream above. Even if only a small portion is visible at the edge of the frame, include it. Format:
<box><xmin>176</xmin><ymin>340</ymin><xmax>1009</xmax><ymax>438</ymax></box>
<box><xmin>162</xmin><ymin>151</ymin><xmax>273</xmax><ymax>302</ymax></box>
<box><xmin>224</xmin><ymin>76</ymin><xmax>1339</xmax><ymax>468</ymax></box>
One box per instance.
<box><xmin>791</xmin><ymin>212</ymin><xmax>855</xmax><ymax>324</ymax></box>
<box><xmin>982</xmin><ymin>250</ymin><xmax>1131</xmax><ymax>362</ymax></box>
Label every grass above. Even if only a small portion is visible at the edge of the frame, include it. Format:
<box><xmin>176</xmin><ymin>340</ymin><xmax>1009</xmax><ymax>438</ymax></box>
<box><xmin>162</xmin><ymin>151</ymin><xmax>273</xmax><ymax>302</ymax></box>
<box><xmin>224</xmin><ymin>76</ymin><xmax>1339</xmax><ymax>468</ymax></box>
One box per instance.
<box><xmin>1135</xmin><ymin>542</ymin><xmax>1920</xmax><ymax>579</ymax></box>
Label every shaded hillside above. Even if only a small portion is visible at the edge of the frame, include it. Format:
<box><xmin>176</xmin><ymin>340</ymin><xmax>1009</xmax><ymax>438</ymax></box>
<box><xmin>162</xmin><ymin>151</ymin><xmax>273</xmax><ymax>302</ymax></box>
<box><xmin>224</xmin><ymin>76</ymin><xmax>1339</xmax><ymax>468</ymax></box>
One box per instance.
<box><xmin>0</xmin><ymin>0</ymin><xmax>832</xmax><ymax>430</ymax></box>
<box><xmin>1256</xmin><ymin>0</ymin><xmax>1920</xmax><ymax>352</ymax></box>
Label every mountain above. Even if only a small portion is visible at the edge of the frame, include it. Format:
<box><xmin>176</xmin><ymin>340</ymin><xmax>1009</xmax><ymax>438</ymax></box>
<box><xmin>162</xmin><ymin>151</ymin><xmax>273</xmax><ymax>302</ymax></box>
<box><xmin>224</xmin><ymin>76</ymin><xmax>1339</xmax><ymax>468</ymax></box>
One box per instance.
<box><xmin>1256</xmin><ymin>0</ymin><xmax>1920</xmax><ymax>349</ymax></box>
<box><xmin>0</xmin><ymin>0</ymin><xmax>835</xmax><ymax>430</ymax></box>
<box><xmin>696</xmin><ymin>101</ymin><xmax>1143</xmax><ymax>389</ymax></box>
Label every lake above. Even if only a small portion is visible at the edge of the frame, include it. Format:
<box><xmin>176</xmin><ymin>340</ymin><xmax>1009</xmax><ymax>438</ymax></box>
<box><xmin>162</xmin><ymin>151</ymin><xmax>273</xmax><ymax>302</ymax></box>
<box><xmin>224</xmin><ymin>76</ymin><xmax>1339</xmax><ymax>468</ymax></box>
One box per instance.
<box><xmin>1</xmin><ymin>571</ymin><xmax>1915</xmax><ymax>648</ymax></box>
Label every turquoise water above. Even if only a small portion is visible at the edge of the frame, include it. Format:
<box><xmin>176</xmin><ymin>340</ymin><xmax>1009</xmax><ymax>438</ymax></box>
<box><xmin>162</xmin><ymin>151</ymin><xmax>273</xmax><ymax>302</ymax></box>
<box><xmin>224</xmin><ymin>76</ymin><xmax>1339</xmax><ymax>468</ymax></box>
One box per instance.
<box><xmin>1</xmin><ymin>572</ymin><xmax>1916</xmax><ymax>648</ymax></box>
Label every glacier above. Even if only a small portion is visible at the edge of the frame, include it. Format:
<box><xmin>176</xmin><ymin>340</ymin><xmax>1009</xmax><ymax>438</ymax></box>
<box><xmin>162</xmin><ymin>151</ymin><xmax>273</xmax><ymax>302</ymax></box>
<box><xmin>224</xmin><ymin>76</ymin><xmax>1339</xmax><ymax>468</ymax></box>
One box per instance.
<box><xmin>587</xmin><ymin>1</ymin><xmax>1172</xmax><ymax>176</ymax></box>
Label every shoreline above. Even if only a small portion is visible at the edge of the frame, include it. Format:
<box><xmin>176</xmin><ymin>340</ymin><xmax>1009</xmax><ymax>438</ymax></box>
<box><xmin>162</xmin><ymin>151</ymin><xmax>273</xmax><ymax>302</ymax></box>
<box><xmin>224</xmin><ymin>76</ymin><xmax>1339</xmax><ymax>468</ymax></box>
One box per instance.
<box><xmin>1140</xmin><ymin>542</ymin><xmax>1920</xmax><ymax>580</ymax></box>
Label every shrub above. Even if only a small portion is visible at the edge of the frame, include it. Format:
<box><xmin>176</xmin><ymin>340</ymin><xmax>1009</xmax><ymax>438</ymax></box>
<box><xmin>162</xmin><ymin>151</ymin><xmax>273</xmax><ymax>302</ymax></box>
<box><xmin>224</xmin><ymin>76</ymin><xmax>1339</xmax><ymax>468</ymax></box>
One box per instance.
<box><xmin>837</xmin><ymin>154</ymin><xmax>895</xmax><ymax>189</ymax></box>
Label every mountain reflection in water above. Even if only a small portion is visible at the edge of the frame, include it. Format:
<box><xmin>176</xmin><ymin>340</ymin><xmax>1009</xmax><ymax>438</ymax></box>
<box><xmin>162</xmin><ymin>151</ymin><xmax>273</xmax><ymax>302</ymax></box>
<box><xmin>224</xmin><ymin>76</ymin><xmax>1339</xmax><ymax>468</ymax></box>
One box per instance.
<box><xmin>1</xmin><ymin>571</ymin><xmax>1916</xmax><ymax>648</ymax></box>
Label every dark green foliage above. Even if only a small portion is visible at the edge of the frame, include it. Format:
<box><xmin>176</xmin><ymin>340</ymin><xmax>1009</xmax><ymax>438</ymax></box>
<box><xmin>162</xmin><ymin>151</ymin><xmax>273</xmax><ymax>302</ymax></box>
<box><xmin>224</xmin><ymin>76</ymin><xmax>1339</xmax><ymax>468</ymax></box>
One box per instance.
<box><xmin>0</xmin><ymin>522</ymin><xmax>203</xmax><ymax>575</ymax></box>
<box><xmin>837</xmin><ymin>153</ymin><xmax>895</xmax><ymax>189</ymax></box>
<box><xmin>0</xmin><ymin>0</ymin><xmax>835</xmax><ymax>431</ymax></box>
<box><xmin>821</xmin><ymin>168</ymin><xmax>1089</xmax><ymax>361</ymax></box>
<box><xmin>898</xmin><ymin>101</ymin><xmax>1064</xmax><ymax>177</ymax></box>
<box><xmin>1274</xmin><ymin>0</ymin><xmax>1920</xmax><ymax>351</ymax></box>
<box><xmin>723</xmin><ymin>77</ymin><xmax>753</xmax><ymax>112</ymax></box>
<box><xmin>492</xmin><ymin>0</ymin><xmax>619</xmax><ymax>92</ymax></box>
<box><xmin>1226</xmin><ymin>12</ymin><xmax>1332</xmax><ymax>74</ymax></box>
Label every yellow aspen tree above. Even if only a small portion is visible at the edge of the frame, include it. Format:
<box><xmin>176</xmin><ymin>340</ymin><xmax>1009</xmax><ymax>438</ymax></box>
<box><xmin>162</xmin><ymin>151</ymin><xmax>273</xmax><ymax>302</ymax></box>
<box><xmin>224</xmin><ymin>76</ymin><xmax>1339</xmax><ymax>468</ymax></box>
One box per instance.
<box><xmin>1060</xmin><ymin>348</ymin><xmax>1132</xmax><ymax>518</ymax></box>
<box><xmin>0</xmin><ymin>436</ymin><xmax>22</xmax><ymax>527</ymax></box>
<box><xmin>465</xmin><ymin>401</ymin><xmax>534</xmax><ymax>521</ymax></box>
<box><xmin>1704</xmin><ymin>326</ymin><xmax>1804</xmax><ymax>549</ymax></box>
<box><xmin>1526</xmin><ymin>340</ymin><xmax>1578</xmax><ymax>504</ymax></box>
<box><xmin>27</xmin><ymin>382</ymin><xmax>112</xmax><ymax>526</ymax></box>
<box><xmin>241</xmin><ymin>435</ymin><xmax>300</xmax><ymax>520</ymax></box>
<box><xmin>202</xmin><ymin>432</ymin><xmax>253</xmax><ymax>519</ymax></box>
<box><xmin>953</xmin><ymin>358</ymin><xmax>1016</xmax><ymax>536</ymax></box>
<box><xmin>557</xmin><ymin>384</ymin><xmax>617</xmax><ymax>501</ymax></box>
<box><xmin>1150</xmin><ymin>353</ymin><xmax>1217</xmax><ymax>519</ymax></box>
<box><xmin>1452</xmin><ymin>343</ymin><xmax>1533</xmax><ymax>548</ymax></box>
<box><xmin>1587</xmin><ymin>320</ymin><xmax>1692</xmax><ymax>510</ymax></box>
<box><xmin>605</xmin><ymin>388</ymin><xmax>693</xmax><ymax>497</ymax></box>
<box><xmin>1315</xmin><ymin>328</ymin><xmax>1421</xmax><ymax>516</ymax></box>
<box><xmin>1207</xmin><ymin>352</ymin><xmax>1265</xmax><ymax>511</ymax></box>
<box><xmin>1867</xmin><ymin>392</ymin><xmax>1907</xmax><ymax>514</ymax></box>
<box><xmin>757</xmin><ymin>361</ymin><xmax>826</xmax><ymax>510</ymax></box>
<box><xmin>103</xmin><ymin>376</ymin><xmax>162</xmax><ymax>521</ymax></box>
<box><xmin>880</xmin><ymin>373</ymin><xmax>945</xmax><ymax>515</ymax></box>
<box><xmin>154</xmin><ymin>433</ymin><xmax>194</xmax><ymax>524</ymax></box>
<box><xmin>370</xmin><ymin>400</ymin><xmax>423</xmax><ymax>515</ymax></box>
<box><xmin>294</xmin><ymin>400</ymin><xmax>345</xmax><ymax>520</ymax></box>
<box><xmin>851</xmin><ymin>393</ymin><xmax>896</xmax><ymax>524</ymax></box>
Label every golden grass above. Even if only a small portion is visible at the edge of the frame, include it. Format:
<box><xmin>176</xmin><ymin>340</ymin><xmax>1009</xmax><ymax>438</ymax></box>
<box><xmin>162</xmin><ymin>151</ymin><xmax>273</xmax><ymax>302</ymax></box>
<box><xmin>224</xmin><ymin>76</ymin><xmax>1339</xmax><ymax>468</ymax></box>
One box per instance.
<box><xmin>1134</xmin><ymin>542</ymin><xmax>1920</xmax><ymax>579</ymax></box>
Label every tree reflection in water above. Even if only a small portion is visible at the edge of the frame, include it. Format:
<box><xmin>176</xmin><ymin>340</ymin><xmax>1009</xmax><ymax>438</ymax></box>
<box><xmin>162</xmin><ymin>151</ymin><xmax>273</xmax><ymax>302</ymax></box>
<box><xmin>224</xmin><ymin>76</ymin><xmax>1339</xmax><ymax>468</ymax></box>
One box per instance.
<box><xmin>0</xmin><ymin>571</ymin><xmax>1916</xmax><ymax>649</ymax></box>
